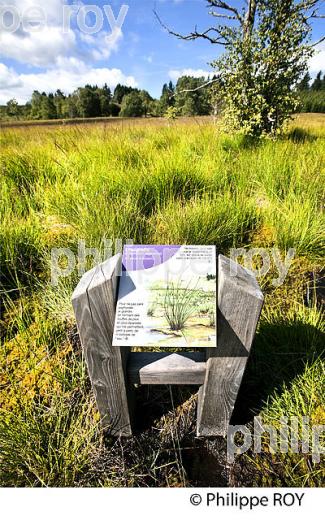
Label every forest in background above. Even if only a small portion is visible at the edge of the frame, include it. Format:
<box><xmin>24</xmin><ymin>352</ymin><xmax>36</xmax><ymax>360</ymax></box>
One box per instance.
<box><xmin>0</xmin><ymin>76</ymin><xmax>213</xmax><ymax>121</ymax></box>
<box><xmin>1</xmin><ymin>71</ymin><xmax>325</xmax><ymax>122</ymax></box>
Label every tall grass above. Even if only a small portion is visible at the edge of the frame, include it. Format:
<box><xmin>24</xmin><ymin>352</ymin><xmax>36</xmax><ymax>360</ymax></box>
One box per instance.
<box><xmin>0</xmin><ymin>115</ymin><xmax>324</xmax><ymax>487</ymax></box>
<box><xmin>163</xmin><ymin>281</ymin><xmax>197</xmax><ymax>331</ymax></box>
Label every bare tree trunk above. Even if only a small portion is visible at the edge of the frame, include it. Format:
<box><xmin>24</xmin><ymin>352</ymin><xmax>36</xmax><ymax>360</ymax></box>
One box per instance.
<box><xmin>241</xmin><ymin>0</ymin><xmax>258</xmax><ymax>110</ymax></box>
<box><xmin>243</xmin><ymin>0</ymin><xmax>258</xmax><ymax>42</ymax></box>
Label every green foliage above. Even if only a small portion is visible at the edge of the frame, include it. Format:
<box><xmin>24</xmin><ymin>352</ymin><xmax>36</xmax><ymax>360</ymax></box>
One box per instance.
<box><xmin>164</xmin><ymin>0</ymin><xmax>320</xmax><ymax>135</ymax></box>
<box><xmin>296</xmin><ymin>70</ymin><xmax>325</xmax><ymax>112</ymax></box>
<box><xmin>160</xmin><ymin>81</ymin><xmax>175</xmax><ymax>114</ymax></box>
<box><xmin>0</xmin><ymin>77</ymin><xmax>215</xmax><ymax>123</ymax></box>
<box><xmin>311</xmin><ymin>71</ymin><xmax>324</xmax><ymax>91</ymax></box>
<box><xmin>164</xmin><ymin>106</ymin><xmax>178</xmax><ymax>120</ymax></box>
<box><xmin>175</xmin><ymin>76</ymin><xmax>212</xmax><ymax>116</ymax></box>
<box><xmin>31</xmin><ymin>91</ymin><xmax>57</xmax><ymax>120</ymax></box>
<box><xmin>113</xmin><ymin>83</ymin><xmax>135</xmax><ymax>104</ymax></box>
<box><xmin>298</xmin><ymin>90</ymin><xmax>325</xmax><ymax>113</ymax></box>
<box><xmin>6</xmin><ymin>99</ymin><xmax>19</xmax><ymax>119</ymax></box>
<box><xmin>212</xmin><ymin>0</ymin><xmax>314</xmax><ymax>136</ymax></box>
<box><xmin>120</xmin><ymin>90</ymin><xmax>155</xmax><ymax>117</ymax></box>
<box><xmin>297</xmin><ymin>72</ymin><xmax>311</xmax><ymax>91</ymax></box>
<box><xmin>75</xmin><ymin>85</ymin><xmax>102</xmax><ymax>118</ymax></box>
<box><xmin>4</xmin><ymin>84</ymin><xmax>123</xmax><ymax>121</ymax></box>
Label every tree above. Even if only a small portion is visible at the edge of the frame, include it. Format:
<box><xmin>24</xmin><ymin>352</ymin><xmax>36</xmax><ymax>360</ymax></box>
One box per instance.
<box><xmin>30</xmin><ymin>91</ymin><xmax>57</xmax><ymax>120</ymax></box>
<box><xmin>98</xmin><ymin>84</ymin><xmax>112</xmax><ymax>116</ymax></box>
<box><xmin>54</xmin><ymin>89</ymin><xmax>66</xmax><ymax>119</ymax></box>
<box><xmin>66</xmin><ymin>94</ymin><xmax>79</xmax><ymax>118</ymax></box>
<box><xmin>139</xmin><ymin>90</ymin><xmax>154</xmax><ymax>116</ymax></box>
<box><xmin>113</xmin><ymin>84</ymin><xmax>136</xmax><ymax>104</ymax></box>
<box><xmin>43</xmin><ymin>93</ymin><xmax>57</xmax><ymax>120</ymax></box>
<box><xmin>23</xmin><ymin>102</ymin><xmax>32</xmax><ymax>120</ymax></box>
<box><xmin>175</xmin><ymin>76</ymin><xmax>212</xmax><ymax>116</ymax></box>
<box><xmin>160</xmin><ymin>81</ymin><xmax>175</xmax><ymax>114</ymax></box>
<box><xmin>297</xmin><ymin>72</ymin><xmax>311</xmax><ymax>91</ymax></box>
<box><xmin>6</xmin><ymin>99</ymin><xmax>19</xmax><ymax>119</ymax></box>
<box><xmin>75</xmin><ymin>86</ymin><xmax>101</xmax><ymax>118</ymax></box>
<box><xmin>110</xmin><ymin>103</ymin><xmax>121</xmax><ymax>116</ymax></box>
<box><xmin>30</xmin><ymin>90</ymin><xmax>43</xmax><ymax>119</ymax></box>
<box><xmin>311</xmin><ymin>71</ymin><xmax>323</xmax><ymax>91</ymax></box>
<box><xmin>120</xmin><ymin>91</ymin><xmax>147</xmax><ymax>117</ymax></box>
<box><xmin>156</xmin><ymin>0</ymin><xmax>325</xmax><ymax>137</ymax></box>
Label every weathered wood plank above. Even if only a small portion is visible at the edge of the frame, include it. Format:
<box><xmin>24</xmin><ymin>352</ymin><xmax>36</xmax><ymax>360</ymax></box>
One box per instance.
<box><xmin>197</xmin><ymin>254</ymin><xmax>264</xmax><ymax>437</ymax></box>
<box><xmin>72</xmin><ymin>254</ymin><xmax>133</xmax><ymax>437</ymax></box>
<box><xmin>128</xmin><ymin>352</ymin><xmax>206</xmax><ymax>385</ymax></box>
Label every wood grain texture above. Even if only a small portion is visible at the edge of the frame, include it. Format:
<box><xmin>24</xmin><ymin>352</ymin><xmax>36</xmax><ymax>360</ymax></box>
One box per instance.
<box><xmin>197</xmin><ymin>254</ymin><xmax>264</xmax><ymax>437</ymax></box>
<box><xmin>128</xmin><ymin>352</ymin><xmax>206</xmax><ymax>385</ymax></box>
<box><xmin>72</xmin><ymin>254</ymin><xmax>133</xmax><ymax>437</ymax></box>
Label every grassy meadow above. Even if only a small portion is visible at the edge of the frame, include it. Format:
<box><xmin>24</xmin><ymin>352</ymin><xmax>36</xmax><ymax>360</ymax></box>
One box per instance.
<box><xmin>0</xmin><ymin>113</ymin><xmax>324</xmax><ymax>487</ymax></box>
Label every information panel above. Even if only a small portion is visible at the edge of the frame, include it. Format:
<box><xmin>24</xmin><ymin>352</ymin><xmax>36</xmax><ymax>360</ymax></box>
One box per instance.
<box><xmin>113</xmin><ymin>245</ymin><xmax>217</xmax><ymax>348</ymax></box>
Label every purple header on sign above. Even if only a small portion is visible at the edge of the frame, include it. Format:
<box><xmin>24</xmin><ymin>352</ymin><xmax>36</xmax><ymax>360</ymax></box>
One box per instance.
<box><xmin>122</xmin><ymin>245</ymin><xmax>180</xmax><ymax>271</ymax></box>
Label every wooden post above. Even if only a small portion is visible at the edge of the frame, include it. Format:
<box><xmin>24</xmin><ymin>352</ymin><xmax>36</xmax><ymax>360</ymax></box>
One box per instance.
<box><xmin>72</xmin><ymin>254</ymin><xmax>133</xmax><ymax>437</ymax></box>
<box><xmin>72</xmin><ymin>252</ymin><xmax>263</xmax><ymax>438</ymax></box>
<box><xmin>197</xmin><ymin>254</ymin><xmax>264</xmax><ymax>437</ymax></box>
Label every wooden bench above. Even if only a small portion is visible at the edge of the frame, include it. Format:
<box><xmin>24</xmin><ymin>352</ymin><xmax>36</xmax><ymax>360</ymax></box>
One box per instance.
<box><xmin>72</xmin><ymin>253</ymin><xmax>264</xmax><ymax>437</ymax></box>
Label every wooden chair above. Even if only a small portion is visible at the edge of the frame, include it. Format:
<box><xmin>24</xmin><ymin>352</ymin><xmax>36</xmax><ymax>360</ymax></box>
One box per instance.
<box><xmin>72</xmin><ymin>253</ymin><xmax>264</xmax><ymax>437</ymax></box>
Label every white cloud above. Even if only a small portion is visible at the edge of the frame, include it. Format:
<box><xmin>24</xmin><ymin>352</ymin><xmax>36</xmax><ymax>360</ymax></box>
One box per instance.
<box><xmin>0</xmin><ymin>0</ymin><xmax>135</xmax><ymax>103</ymax></box>
<box><xmin>0</xmin><ymin>26</ymin><xmax>76</xmax><ymax>68</ymax></box>
<box><xmin>0</xmin><ymin>62</ymin><xmax>137</xmax><ymax>104</ymax></box>
<box><xmin>169</xmin><ymin>68</ymin><xmax>214</xmax><ymax>82</ymax></box>
<box><xmin>82</xmin><ymin>27</ymin><xmax>123</xmax><ymax>61</ymax></box>
<box><xmin>0</xmin><ymin>63</ymin><xmax>22</xmax><ymax>89</ymax></box>
<box><xmin>1</xmin><ymin>0</ymin><xmax>66</xmax><ymax>24</ymax></box>
<box><xmin>0</xmin><ymin>0</ymin><xmax>126</xmax><ymax>68</ymax></box>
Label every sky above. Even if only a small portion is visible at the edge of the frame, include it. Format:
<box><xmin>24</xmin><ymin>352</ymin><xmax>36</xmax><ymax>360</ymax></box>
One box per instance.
<box><xmin>0</xmin><ymin>0</ymin><xmax>324</xmax><ymax>104</ymax></box>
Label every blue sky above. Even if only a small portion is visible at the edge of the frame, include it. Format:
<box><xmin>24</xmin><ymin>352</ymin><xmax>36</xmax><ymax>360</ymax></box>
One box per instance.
<box><xmin>0</xmin><ymin>0</ymin><xmax>324</xmax><ymax>104</ymax></box>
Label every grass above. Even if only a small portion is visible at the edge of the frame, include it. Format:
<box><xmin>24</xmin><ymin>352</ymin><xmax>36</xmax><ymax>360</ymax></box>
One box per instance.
<box><xmin>163</xmin><ymin>281</ymin><xmax>198</xmax><ymax>331</ymax></box>
<box><xmin>0</xmin><ymin>114</ymin><xmax>324</xmax><ymax>487</ymax></box>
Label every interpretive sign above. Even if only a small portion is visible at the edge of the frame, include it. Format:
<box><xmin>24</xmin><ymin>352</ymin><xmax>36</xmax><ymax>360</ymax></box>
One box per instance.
<box><xmin>113</xmin><ymin>245</ymin><xmax>217</xmax><ymax>348</ymax></box>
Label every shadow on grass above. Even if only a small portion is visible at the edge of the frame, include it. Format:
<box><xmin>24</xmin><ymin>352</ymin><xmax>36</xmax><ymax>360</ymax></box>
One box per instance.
<box><xmin>231</xmin><ymin>320</ymin><xmax>325</xmax><ymax>425</ymax></box>
<box><xmin>286</xmin><ymin>127</ymin><xmax>318</xmax><ymax>143</ymax></box>
<box><xmin>221</xmin><ymin>134</ymin><xmax>262</xmax><ymax>152</ymax></box>
<box><xmin>107</xmin><ymin>316</ymin><xmax>325</xmax><ymax>486</ymax></box>
<box><xmin>95</xmin><ymin>310</ymin><xmax>325</xmax><ymax>487</ymax></box>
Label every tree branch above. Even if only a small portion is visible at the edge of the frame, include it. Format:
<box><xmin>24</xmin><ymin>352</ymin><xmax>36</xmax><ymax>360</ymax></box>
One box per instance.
<box><xmin>209</xmin><ymin>11</ymin><xmax>237</xmax><ymax>21</ymax></box>
<box><xmin>154</xmin><ymin>11</ymin><xmax>229</xmax><ymax>45</ymax></box>
<box><xmin>294</xmin><ymin>0</ymin><xmax>322</xmax><ymax>14</ymax></box>
<box><xmin>174</xmin><ymin>76</ymin><xmax>222</xmax><ymax>96</ymax></box>
<box><xmin>208</xmin><ymin>1</ymin><xmax>243</xmax><ymax>23</ymax></box>
<box><xmin>311</xmin><ymin>35</ymin><xmax>325</xmax><ymax>46</ymax></box>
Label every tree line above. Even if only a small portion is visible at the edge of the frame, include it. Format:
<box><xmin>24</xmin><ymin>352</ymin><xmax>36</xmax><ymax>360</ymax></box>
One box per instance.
<box><xmin>2</xmin><ymin>70</ymin><xmax>324</xmax><ymax>122</ymax></box>
<box><xmin>1</xmin><ymin>76</ymin><xmax>213</xmax><ymax>121</ymax></box>
<box><xmin>297</xmin><ymin>71</ymin><xmax>325</xmax><ymax>113</ymax></box>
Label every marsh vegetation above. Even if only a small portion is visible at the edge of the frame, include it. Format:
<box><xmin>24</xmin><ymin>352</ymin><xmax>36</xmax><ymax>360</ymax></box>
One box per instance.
<box><xmin>0</xmin><ymin>114</ymin><xmax>324</xmax><ymax>486</ymax></box>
